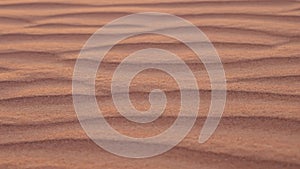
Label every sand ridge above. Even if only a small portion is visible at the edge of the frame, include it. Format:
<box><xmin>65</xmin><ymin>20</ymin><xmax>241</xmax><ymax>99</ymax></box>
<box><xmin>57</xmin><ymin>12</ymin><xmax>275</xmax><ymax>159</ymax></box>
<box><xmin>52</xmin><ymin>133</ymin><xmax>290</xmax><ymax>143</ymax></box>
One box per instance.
<box><xmin>0</xmin><ymin>0</ymin><xmax>299</xmax><ymax>168</ymax></box>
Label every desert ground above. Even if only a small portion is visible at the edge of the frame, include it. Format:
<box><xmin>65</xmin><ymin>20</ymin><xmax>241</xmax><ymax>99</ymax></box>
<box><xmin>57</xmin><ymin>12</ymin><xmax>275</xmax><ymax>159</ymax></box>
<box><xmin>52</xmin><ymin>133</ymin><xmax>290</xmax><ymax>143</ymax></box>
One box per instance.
<box><xmin>0</xmin><ymin>0</ymin><xmax>299</xmax><ymax>168</ymax></box>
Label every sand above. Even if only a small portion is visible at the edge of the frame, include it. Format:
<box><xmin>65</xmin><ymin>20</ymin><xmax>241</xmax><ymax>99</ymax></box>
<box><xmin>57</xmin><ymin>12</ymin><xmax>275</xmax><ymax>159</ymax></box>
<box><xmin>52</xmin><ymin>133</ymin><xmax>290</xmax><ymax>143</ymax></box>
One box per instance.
<box><xmin>0</xmin><ymin>0</ymin><xmax>299</xmax><ymax>168</ymax></box>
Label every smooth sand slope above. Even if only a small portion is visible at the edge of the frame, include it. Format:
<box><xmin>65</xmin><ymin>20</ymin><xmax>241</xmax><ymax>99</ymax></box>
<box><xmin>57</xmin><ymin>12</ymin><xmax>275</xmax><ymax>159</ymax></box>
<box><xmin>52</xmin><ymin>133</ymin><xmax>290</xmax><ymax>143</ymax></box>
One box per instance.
<box><xmin>0</xmin><ymin>0</ymin><xmax>300</xmax><ymax>168</ymax></box>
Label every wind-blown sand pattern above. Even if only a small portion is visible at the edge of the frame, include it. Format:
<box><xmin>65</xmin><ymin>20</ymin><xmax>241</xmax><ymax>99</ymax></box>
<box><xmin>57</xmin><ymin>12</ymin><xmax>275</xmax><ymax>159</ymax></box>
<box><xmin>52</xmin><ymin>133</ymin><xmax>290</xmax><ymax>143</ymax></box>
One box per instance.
<box><xmin>0</xmin><ymin>0</ymin><xmax>300</xmax><ymax>168</ymax></box>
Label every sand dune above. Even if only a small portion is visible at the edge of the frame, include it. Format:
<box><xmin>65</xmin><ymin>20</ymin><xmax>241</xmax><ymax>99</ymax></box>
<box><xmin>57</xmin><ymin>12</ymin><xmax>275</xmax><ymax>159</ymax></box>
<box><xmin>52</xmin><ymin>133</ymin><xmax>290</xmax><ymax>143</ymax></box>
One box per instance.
<box><xmin>0</xmin><ymin>0</ymin><xmax>299</xmax><ymax>168</ymax></box>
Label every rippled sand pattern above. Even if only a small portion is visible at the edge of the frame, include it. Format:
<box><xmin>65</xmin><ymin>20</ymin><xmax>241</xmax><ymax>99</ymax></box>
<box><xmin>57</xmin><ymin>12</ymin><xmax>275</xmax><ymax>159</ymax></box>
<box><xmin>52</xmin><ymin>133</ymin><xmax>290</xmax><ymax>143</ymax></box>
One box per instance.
<box><xmin>0</xmin><ymin>0</ymin><xmax>299</xmax><ymax>168</ymax></box>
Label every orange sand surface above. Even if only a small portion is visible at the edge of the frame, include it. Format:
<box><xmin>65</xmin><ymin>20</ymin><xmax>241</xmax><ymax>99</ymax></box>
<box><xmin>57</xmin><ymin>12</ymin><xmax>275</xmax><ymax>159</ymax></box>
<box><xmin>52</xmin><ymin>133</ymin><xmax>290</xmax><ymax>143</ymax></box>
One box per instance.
<box><xmin>0</xmin><ymin>0</ymin><xmax>299</xmax><ymax>168</ymax></box>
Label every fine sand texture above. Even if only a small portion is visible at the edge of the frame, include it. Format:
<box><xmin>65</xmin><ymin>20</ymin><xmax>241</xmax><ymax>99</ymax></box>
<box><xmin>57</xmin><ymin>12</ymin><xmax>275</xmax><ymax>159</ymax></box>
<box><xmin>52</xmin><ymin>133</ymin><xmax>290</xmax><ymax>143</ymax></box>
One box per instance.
<box><xmin>0</xmin><ymin>0</ymin><xmax>300</xmax><ymax>169</ymax></box>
